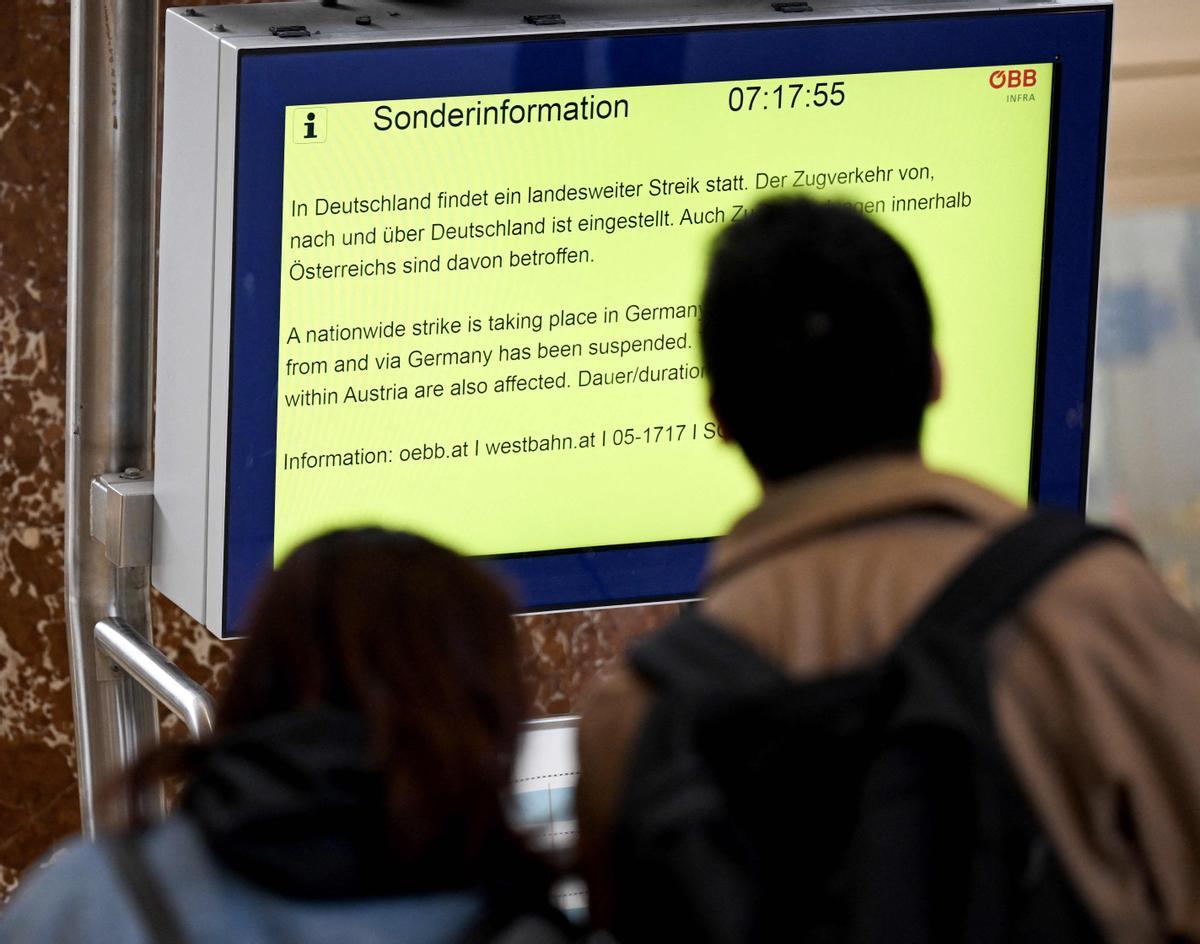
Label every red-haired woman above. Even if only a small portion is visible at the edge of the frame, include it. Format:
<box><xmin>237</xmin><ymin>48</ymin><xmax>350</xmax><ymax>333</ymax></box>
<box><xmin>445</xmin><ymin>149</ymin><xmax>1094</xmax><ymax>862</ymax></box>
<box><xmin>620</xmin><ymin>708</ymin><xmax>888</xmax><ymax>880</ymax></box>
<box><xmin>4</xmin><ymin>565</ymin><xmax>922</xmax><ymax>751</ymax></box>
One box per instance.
<box><xmin>1</xmin><ymin>530</ymin><xmax>577</xmax><ymax>943</ymax></box>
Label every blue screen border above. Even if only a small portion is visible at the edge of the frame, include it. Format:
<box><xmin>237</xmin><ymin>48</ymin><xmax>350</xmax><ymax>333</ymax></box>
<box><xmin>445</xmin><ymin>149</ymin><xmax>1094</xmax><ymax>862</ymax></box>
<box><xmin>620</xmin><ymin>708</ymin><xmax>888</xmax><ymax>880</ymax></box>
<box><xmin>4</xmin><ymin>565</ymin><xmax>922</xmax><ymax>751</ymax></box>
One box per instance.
<box><xmin>225</xmin><ymin>8</ymin><xmax>1112</xmax><ymax>631</ymax></box>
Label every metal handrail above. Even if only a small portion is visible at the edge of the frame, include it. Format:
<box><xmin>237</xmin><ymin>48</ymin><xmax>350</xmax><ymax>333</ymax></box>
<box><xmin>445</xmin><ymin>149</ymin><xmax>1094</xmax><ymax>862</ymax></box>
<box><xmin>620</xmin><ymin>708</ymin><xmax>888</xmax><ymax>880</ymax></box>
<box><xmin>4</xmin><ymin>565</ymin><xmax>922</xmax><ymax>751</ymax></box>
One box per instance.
<box><xmin>94</xmin><ymin>618</ymin><xmax>216</xmax><ymax>741</ymax></box>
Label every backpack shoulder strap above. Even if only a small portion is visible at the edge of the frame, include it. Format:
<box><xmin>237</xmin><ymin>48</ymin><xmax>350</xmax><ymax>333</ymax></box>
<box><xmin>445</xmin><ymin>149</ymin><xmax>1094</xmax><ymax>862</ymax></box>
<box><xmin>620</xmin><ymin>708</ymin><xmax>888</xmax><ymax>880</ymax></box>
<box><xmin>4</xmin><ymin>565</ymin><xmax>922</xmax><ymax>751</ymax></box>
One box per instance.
<box><xmin>626</xmin><ymin>608</ymin><xmax>786</xmax><ymax>698</ymax></box>
<box><xmin>899</xmin><ymin>510</ymin><xmax>1136</xmax><ymax>722</ymax></box>
<box><xmin>906</xmin><ymin>510</ymin><xmax>1135</xmax><ymax>646</ymax></box>
<box><xmin>629</xmin><ymin>511</ymin><xmax>1133</xmax><ymax>699</ymax></box>
<box><xmin>107</xmin><ymin>833</ymin><xmax>188</xmax><ymax>944</ymax></box>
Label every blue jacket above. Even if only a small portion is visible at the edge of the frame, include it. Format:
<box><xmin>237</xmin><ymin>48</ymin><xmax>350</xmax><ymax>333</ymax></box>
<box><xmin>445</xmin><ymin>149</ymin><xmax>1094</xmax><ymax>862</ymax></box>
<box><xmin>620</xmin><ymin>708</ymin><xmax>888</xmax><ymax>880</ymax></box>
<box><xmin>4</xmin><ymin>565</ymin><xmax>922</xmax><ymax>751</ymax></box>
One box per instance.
<box><xmin>0</xmin><ymin>815</ymin><xmax>486</xmax><ymax>943</ymax></box>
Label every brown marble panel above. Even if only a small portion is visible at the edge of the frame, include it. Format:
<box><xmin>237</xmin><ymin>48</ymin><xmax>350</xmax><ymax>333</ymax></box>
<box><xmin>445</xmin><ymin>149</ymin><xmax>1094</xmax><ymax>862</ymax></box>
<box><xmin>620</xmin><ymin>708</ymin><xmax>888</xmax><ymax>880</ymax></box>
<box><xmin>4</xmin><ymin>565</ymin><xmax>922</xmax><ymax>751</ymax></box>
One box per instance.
<box><xmin>517</xmin><ymin>605</ymin><xmax>680</xmax><ymax>716</ymax></box>
<box><xmin>0</xmin><ymin>0</ymin><xmax>670</xmax><ymax>897</ymax></box>
<box><xmin>0</xmin><ymin>0</ymin><xmax>75</xmax><ymax>900</ymax></box>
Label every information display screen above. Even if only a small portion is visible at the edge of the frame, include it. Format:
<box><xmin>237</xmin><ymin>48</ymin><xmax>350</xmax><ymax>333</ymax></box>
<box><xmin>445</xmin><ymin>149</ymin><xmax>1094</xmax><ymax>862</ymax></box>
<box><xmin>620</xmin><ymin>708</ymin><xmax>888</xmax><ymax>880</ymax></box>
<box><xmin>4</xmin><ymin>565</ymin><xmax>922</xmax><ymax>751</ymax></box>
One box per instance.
<box><xmin>273</xmin><ymin>64</ymin><xmax>1051</xmax><ymax>563</ymax></box>
<box><xmin>223</xmin><ymin>10</ymin><xmax>1111</xmax><ymax>627</ymax></box>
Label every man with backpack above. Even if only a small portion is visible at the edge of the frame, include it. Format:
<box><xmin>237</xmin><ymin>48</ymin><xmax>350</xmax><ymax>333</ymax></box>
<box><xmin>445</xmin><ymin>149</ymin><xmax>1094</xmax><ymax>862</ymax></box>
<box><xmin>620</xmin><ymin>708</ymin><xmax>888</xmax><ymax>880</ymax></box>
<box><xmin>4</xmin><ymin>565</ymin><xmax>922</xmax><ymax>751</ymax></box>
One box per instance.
<box><xmin>576</xmin><ymin>197</ymin><xmax>1200</xmax><ymax>943</ymax></box>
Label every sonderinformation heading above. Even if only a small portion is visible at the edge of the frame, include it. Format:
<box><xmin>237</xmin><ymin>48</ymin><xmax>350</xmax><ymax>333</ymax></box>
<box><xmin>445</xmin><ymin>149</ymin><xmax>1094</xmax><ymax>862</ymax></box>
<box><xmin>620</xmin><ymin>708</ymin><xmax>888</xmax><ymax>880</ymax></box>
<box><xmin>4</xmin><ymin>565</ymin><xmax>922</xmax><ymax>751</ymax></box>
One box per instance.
<box><xmin>373</xmin><ymin>94</ymin><xmax>631</xmax><ymax>132</ymax></box>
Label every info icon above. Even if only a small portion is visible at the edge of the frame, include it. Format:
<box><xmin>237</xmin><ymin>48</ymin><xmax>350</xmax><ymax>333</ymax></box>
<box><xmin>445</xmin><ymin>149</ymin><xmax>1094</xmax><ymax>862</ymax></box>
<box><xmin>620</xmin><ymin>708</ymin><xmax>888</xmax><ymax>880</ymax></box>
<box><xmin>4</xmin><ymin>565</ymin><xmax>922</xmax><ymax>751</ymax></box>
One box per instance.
<box><xmin>294</xmin><ymin>107</ymin><xmax>327</xmax><ymax>143</ymax></box>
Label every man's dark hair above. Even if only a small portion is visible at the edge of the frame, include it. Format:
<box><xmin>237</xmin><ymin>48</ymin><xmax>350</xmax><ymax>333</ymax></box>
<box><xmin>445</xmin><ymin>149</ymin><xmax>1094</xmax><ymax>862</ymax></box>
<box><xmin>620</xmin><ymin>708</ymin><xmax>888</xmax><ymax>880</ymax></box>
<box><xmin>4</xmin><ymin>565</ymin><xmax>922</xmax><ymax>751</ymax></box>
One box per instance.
<box><xmin>701</xmin><ymin>197</ymin><xmax>934</xmax><ymax>481</ymax></box>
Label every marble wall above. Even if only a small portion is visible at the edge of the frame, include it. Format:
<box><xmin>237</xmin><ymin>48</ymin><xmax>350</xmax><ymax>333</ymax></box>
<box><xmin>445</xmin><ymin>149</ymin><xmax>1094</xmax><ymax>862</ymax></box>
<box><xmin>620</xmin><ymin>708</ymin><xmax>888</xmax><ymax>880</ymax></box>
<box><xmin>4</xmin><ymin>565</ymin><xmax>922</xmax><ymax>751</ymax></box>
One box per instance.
<box><xmin>0</xmin><ymin>0</ymin><xmax>673</xmax><ymax>895</ymax></box>
<box><xmin>0</xmin><ymin>0</ymin><xmax>76</xmax><ymax>897</ymax></box>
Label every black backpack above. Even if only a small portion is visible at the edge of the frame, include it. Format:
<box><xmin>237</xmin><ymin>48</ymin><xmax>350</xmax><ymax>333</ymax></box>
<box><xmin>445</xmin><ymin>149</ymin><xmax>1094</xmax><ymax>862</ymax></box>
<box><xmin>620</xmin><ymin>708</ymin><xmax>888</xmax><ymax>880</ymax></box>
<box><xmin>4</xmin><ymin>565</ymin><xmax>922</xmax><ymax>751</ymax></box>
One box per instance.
<box><xmin>612</xmin><ymin>511</ymin><xmax>1127</xmax><ymax>944</ymax></box>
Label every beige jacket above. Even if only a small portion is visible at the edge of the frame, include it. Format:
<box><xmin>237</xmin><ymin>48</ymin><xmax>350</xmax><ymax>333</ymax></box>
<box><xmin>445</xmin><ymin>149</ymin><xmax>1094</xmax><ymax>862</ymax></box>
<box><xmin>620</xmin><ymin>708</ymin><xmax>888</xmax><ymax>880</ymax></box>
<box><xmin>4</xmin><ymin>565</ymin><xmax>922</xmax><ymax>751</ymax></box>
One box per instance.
<box><xmin>577</xmin><ymin>456</ymin><xmax>1200</xmax><ymax>942</ymax></box>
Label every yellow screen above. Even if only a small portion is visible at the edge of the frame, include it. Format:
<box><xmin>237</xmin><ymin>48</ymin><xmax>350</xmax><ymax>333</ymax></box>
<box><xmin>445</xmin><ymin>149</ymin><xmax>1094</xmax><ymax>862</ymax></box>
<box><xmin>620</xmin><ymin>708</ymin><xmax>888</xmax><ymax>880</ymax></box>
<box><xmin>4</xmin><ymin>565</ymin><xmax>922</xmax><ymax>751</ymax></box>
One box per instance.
<box><xmin>275</xmin><ymin>63</ymin><xmax>1052</xmax><ymax>561</ymax></box>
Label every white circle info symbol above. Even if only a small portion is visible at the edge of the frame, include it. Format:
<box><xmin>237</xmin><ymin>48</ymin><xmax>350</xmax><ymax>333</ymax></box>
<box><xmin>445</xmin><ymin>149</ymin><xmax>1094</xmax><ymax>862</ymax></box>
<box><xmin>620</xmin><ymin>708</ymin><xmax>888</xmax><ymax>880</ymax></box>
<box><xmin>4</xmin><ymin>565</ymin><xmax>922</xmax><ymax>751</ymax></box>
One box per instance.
<box><xmin>293</xmin><ymin>107</ymin><xmax>327</xmax><ymax>143</ymax></box>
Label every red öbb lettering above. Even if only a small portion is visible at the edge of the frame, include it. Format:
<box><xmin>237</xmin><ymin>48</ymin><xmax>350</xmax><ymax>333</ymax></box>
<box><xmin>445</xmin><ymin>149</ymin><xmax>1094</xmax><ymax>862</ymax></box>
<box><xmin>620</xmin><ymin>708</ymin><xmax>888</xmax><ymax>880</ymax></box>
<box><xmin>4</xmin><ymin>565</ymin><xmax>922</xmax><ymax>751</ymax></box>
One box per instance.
<box><xmin>989</xmin><ymin>68</ymin><xmax>1039</xmax><ymax>89</ymax></box>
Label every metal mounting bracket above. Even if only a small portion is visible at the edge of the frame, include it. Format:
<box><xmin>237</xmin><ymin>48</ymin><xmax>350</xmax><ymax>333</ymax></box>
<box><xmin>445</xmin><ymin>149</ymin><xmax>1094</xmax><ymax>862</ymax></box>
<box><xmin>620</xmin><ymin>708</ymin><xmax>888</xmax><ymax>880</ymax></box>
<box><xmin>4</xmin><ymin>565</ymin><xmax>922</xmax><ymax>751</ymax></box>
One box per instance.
<box><xmin>89</xmin><ymin>470</ymin><xmax>154</xmax><ymax>569</ymax></box>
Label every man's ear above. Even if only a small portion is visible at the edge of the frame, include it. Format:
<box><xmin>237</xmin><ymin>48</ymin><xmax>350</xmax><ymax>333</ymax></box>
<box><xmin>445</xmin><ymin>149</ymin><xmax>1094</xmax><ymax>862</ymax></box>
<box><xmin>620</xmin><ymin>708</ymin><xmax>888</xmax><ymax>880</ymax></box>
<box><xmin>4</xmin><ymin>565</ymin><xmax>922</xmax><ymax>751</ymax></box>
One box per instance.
<box><xmin>929</xmin><ymin>350</ymin><xmax>943</xmax><ymax>405</ymax></box>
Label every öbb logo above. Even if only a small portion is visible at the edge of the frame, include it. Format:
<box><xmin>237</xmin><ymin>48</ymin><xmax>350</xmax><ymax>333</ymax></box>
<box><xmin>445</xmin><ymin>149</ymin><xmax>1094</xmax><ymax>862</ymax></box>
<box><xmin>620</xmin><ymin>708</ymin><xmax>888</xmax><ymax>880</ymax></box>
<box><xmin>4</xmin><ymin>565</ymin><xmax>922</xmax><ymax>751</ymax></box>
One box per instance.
<box><xmin>990</xmin><ymin>68</ymin><xmax>1038</xmax><ymax>89</ymax></box>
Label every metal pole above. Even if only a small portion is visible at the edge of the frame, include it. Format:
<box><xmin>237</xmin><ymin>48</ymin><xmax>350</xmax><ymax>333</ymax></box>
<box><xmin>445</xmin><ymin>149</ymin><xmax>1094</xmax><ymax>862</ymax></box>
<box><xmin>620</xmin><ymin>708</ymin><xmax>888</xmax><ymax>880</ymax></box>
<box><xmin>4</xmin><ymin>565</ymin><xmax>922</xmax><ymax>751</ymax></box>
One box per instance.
<box><xmin>66</xmin><ymin>0</ymin><xmax>162</xmax><ymax>835</ymax></box>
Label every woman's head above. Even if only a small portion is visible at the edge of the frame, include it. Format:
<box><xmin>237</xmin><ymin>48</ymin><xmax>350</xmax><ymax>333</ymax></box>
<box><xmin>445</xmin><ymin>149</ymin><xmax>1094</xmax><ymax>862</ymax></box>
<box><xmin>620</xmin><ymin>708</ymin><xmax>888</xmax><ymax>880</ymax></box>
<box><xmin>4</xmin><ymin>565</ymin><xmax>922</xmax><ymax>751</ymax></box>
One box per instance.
<box><xmin>221</xmin><ymin>529</ymin><xmax>524</xmax><ymax>864</ymax></box>
<box><xmin>224</xmin><ymin>529</ymin><xmax>521</xmax><ymax>736</ymax></box>
<box><xmin>137</xmin><ymin>528</ymin><xmax>528</xmax><ymax>883</ymax></box>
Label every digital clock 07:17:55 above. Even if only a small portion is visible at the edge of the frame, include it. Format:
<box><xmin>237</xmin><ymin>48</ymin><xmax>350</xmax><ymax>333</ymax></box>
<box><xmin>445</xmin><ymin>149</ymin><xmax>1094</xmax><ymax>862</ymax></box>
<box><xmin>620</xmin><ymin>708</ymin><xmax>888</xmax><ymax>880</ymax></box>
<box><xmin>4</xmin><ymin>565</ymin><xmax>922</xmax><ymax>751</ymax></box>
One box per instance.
<box><xmin>726</xmin><ymin>81</ymin><xmax>847</xmax><ymax>111</ymax></box>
